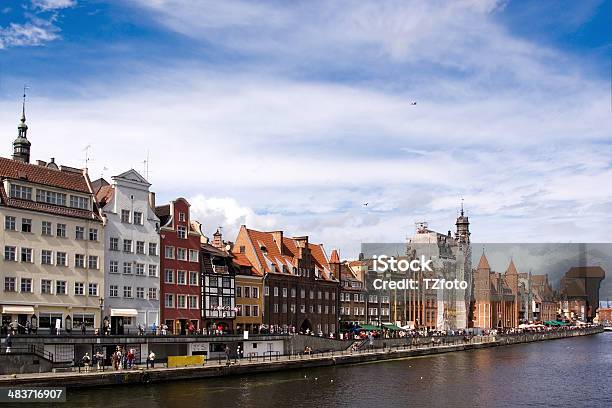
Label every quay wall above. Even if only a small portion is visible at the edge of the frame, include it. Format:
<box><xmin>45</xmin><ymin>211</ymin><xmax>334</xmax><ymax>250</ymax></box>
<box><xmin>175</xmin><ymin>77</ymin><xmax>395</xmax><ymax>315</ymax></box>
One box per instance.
<box><xmin>0</xmin><ymin>327</ymin><xmax>602</xmax><ymax>389</ymax></box>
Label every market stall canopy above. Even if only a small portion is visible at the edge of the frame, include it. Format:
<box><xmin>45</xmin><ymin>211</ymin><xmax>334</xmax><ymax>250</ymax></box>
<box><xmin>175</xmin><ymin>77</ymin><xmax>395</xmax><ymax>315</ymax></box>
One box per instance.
<box><xmin>383</xmin><ymin>323</ymin><xmax>404</xmax><ymax>331</ymax></box>
<box><xmin>357</xmin><ymin>324</ymin><xmax>382</xmax><ymax>331</ymax></box>
<box><xmin>2</xmin><ymin>306</ymin><xmax>35</xmax><ymax>314</ymax></box>
<box><xmin>110</xmin><ymin>308</ymin><xmax>138</xmax><ymax>317</ymax></box>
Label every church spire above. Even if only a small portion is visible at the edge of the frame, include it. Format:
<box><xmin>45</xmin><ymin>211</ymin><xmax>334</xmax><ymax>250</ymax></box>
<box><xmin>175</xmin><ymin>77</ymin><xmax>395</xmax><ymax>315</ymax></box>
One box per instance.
<box><xmin>455</xmin><ymin>198</ymin><xmax>470</xmax><ymax>244</ymax></box>
<box><xmin>13</xmin><ymin>86</ymin><xmax>31</xmax><ymax>163</ymax></box>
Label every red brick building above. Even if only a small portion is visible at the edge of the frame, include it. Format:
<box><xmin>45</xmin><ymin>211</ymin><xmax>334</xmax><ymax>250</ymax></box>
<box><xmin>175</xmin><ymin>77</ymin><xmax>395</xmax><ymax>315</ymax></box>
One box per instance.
<box><xmin>155</xmin><ymin>198</ymin><xmax>202</xmax><ymax>334</ymax></box>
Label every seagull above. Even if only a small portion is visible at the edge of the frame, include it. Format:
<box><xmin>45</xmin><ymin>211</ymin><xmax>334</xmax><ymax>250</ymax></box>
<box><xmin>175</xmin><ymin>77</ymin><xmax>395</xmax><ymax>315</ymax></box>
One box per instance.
<box><xmin>411</xmin><ymin>101</ymin><xmax>417</xmax><ymax>105</ymax></box>
<box><xmin>363</xmin><ymin>203</ymin><xmax>369</xmax><ymax>207</ymax></box>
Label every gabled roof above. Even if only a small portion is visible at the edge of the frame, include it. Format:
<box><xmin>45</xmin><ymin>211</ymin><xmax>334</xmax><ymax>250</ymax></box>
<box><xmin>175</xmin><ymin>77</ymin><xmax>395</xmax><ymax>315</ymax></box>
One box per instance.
<box><xmin>95</xmin><ymin>184</ymin><xmax>114</xmax><ymax>209</ymax></box>
<box><xmin>241</xmin><ymin>227</ymin><xmax>336</xmax><ymax>281</ymax></box>
<box><xmin>0</xmin><ymin>156</ymin><xmax>90</xmax><ymax>192</ymax></box>
<box><xmin>113</xmin><ymin>169</ymin><xmax>150</xmax><ymax>186</ymax></box>
<box><xmin>330</xmin><ymin>249</ymin><xmax>340</xmax><ymax>263</ymax></box>
<box><xmin>232</xmin><ymin>252</ymin><xmax>262</xmax><ymax>277</ymax></box>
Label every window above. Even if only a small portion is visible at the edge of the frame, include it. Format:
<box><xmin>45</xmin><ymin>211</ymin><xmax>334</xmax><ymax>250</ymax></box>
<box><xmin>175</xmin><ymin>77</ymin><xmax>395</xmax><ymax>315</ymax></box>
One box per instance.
<box><xmin>75</xmin><ymin>254</ymin><xmax>85</xmax><ymax>268</ymax></box>
<box><xmin>252</xmin><ymin>287</ymin><xmax>259</xmax><ymax>299</ymax></box>
<box><xmin>148</xmin><ymin>288</ymin><xmax>157</xmax><ymax>300</ymax></box>
<box><xmin>36</xmin><ymin>189</ymin><xmax>66</xmax><ymax>206</ymax></box>
<box><xmin>244</xmin><ymin>305</ymin><xmax>251</xmax><ymax>316</ymax></box>
<box><xmin>354</xmin><ymin>293</ymin><xmax>359</xmax><ymax>302</ymax></box>
<box><xmin>74</xmin><ymin>282</ymin><xmax>84</xmax><ymax>295</ymax></box>
<box><xmin>123</xmin><ymin>286</ymin><xmax>132</xmax><ymax>298</ymax></box>
<box><xmin>178</xmin><ymin>212</ymin><xmax>186</xmax><ymax>222</ymax></box>
<box><xmin>236</xmin><ymin>305</ymin><xmax>243</xmax><ymax>316</ymax></box>
<box><xmin>189</xmin><ymin>250</ymin><xmax>198</xmax><ymax>262</ymax></box>
<box><xmin>136</xmin><ymin>287</ymin><xmax>145</xmax><ymax>299</ymax></box>
<box><xmin>5</xmin><ymin>216</ymin><xmax>16</xmax><ymax>231</ymax></box>
<box><xmin>222</xmin><ymin>297</ymin><xmax>231</xmax><ymax>307</ymax></box>
<box><xmin>133</xmin><ymin>211</ymin><xmax>143</xmax><ymax>225</ymax></box>
<box><xmin>264</xmin><ymin>286</ymin><xmax>269</xmax><ymax>296</ymax></box>
<box><xmin>300</xmin><ymin>289</ymin><xmax>305</xmax><ymax>299</ymax></box>
<box><xmin>309</xmin><ymin>290</ymin><xmax>314</xmax><ymax>299</ymax></box>
<box><xmin>283</xmin><ymin>304</ymin><xmax>287</xmax><ymax>313</ymax></box>
<box><xmin>123</xmin><ymin>262</ymin><xmax>133</xmax><ymax>274</ymax></box>
<box><xmin>148</xmin><ymin>243</ymin><xmax>157</xmax><ymax>256</ymax></box>
<box><xmin>325</xmin><ymin>305</ymin><xmax>329</xmax><ymax>314</ymax></box>
<box><xmin>239</xmin><ymin>245</ymin><xmax>245</xmax><ymax>253</ymax></box>
<box><xmin>56</xmin><ymin>223</ymin><xmax>66</xmax><ymax>237</ymax></box>
<box><xmin>41</xmin><ymin>250</ymin><xmax>53</xmax><ymax>265</ymax></box>
<box><xmin>148</xmin><ymin>264</ymin><xmax>158</xmax><ymax>277</ymax></box>
<box><xmin>121</xmin><ymin>209</ymin><xmax>131</xmax><ymax>223</ymax></box>
<box><xmin>188</xmin><ymin>296</ymin><xmax>198</xmax><ymax>309</ymax></box>
<box><xmin>177</xmin><ymin>248</ymin><xmax>187</xmax><ymax>260</ymax></box>
<box><xmin>55</xmin><ymin>252</ymin><xmax>67</xmax><ymax>266</ymax></box>
<box><xmin>123</xmin><ymin>239</ymin><xmax>132</xmax><ymax>253</ymax></box>
<box><xmin>10</xmin><ymin>184</ymin><xmax>32</xmax><ymax>200</ymax></box>
<box><xmin>70</xmin><ymin>195</ymin><xmax>89</xmax><ymax>209</ymax></box>
<box><xmin>75</xmin><ymin>226</ymin><xmax>85</xmax><ymax>240</ymax></box>
<box><xmin>189</xmin><ymin>271</ymin><xmax>198</xmax><ymax>285</ymax></box>
<box><xmin>164</xmin><ymin>294</ymin><xmax>174</xmax><ymax>308</ymax></box>
<box><xmin>89</xmin><ymin>228</ymin><xmax>98</xmax><ymax>241</ymax></box>
<box><xmin>136</xmin><ymin>241</ymin><xmax>145</xmax><ymax>254</ymax></box>
<box><xmin>300</xmin><ymin>304</ymin><xmax>306</xmax><ymax>313</ymax></box>
<box><xmin>252</xmin><ymin>305</ymin><xmax>259</xmax><ymax>316</ymax></box>
<box><xmin>222</xmin><ymin>277</ymin><xmax>231</xmax><ymax>288</ymax></box>
<box><xmin>177</xmin><ymin>270</ymin><xmax>186</xmax><ymax>285</ymax></box>
<box><xmin>165</xmin><ymin>246</ymin><xmax>174</xmax><ymax>259</ymax></box>
<box><xmin>21</xmin><ymin>248</ymin><xmax>33</xmax><ymax>263</ymax></box>
<box><xmin>21</xmin><ymin>218</ymin><xmax>32</xmax><ymax>233</ymax></box>
<box><xmin>42</xmin><ymin>221</ymin><xmax>52</xmax><ymax>236</ymax></box>
<box><xmin>209</xmin><ymin>276</ymin><xmax>218</xmax><ymax>287</ymax></box>
<box><xmin>325</xmin><ymin>291</ymin><xmax>329</xmax><ymax>300</ymax></box>
<box><xmin>20</xmin><ymin>278</ymin><xmax>32</xmax><ymax>293</ymax></box>
<box><xmin>108</xmin><ymin>237</ymin><xmax>119</xmax><ymax>251</ymax></box>
<box><xmin>109</xmin><ymin>285</ymin><xmax>118</xmax><ymax>297</ymax></box>
<box><xmin>318</xmin><ymin>291</ymin><xmax>322</xmax><ymax>300</ymax></box>
<box><xmin>5</xmin><ymin>277</ymin><xmax>16</xmax><ymax>292</ymax></box>
<box><xmin>282</xmin><ymin>288</ymin><xmax>288</xmax><ymax>298</ymax></box>
<box><xmin>177</xmin><ymin>295</ymin><xmax>186</xmax><ymax>308</ymax></box>
<box><xmin>135</xmin><ymin>263</ymin><xmax>145</xmax><ymax>276</ymax></box>
<box><xmin>273</xmin><ymin>304</ymin><xmax>279</xmax><ymax>313</ymax></box>
<box><xmin>236</xmin><ymin>286</ymin><xmax>242</xmax><ymax>298</ymax></box>
<box><xmin>274</xmin><ymin>287</ymin><xmax>279</xmax><ymax>297</ymax></box>
<box><xmin>88</xmin><ymin>283</ymin><xmax>98</xmax><ymax>296</ymax></box>
<box><xmin>291</xmin><ymin>288</ymin><xmax>296</xmax><ymax>298</ymax></box>
<box><xmin>177</xmin><ymin>226</ymin><xmax>187</xmax><ymax>239</ymax></box>
<box><xmin>244</xmin><ymin>287</ymin><xmax>250</xmax><ymax>298</ymax></box>
<box><xmin>109</xmin><ymin>260</ymin><xmax>119</xmax><ymax>273</ymax></box>
<box><xmin>4</xmin><ymin>246</ymin><xmax>16</xmax><ymax>261</ymax></box>
<box><xmin>56</xmin><ymin>280</ymin><xmax>67</xmax><ymax>295</ymax></box>
<box><xmin>88</xmin><ymin>255</ymin><xmax>99</xmax><ymax>269</ymax></box>
<box><xmin>318</xmin><ymin>305</ymin><xmax>322</xmax><ymax>314</ymax></box>
<box><xmin>164</xmin><ymin>269</ymin><xmax>174</xmax><ymax>283</ymax></box>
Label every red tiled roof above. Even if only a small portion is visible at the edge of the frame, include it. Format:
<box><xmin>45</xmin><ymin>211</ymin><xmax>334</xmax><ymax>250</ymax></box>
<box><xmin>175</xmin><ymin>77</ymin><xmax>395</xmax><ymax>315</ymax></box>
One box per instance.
<box><xmin>506</xmin><ymin>259</ymin><xmax>518</xmax><ymax>275</ymax></box>
<box><xmin>242</xmin><ymin>228</ymin><xmax>336</xmax><ymax>281</ymax></box>
<box><xmin>0</xmin><ymin>157</ymin><xmax>90</xmax><ymax>192</ymax></box>
<box><xmin>95</xmin><ymin>184</ymin><xmax>114</xmax><ymax>208</ymax></box>
<box><xmin>232</xmin><ymin>252</ymin><xmax>262</xmax><ymax>277</ymax></box>
<box><xmin>477</xmin><ymin>253</ymin><xmax>491</xmax><ymax>270</ymax></box>
<box><xmin>330</xmin><ymin>249</ymin><xmax>340</xmax><ymax>263</ymax></box>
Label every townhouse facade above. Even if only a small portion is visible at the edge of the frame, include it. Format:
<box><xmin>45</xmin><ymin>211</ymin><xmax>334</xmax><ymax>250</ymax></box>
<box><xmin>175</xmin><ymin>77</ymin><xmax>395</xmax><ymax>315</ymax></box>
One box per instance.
<box><xmin>1</xmin><ymin>110</ymin><xmax>104</xmax><ymax>333</ymax></box>
<box><xmin>329</xmin><ymin>251</ymin><xmax>368</xmax><ymax>331</ymax></box>
<box><xmin>94</xmin><ymin>170</ymin><xmax>160</xmax><ymax>334</ymax></box>
<box><xmin>155</xmin><ymin>198</ymin><xmax>201</xmax><ymax>334</ymax></box>
<box><xmin>233</xmin><ymin>226</ymin><xmax>340</xmax><ymax>336</ymax></box>
<box><xmin>232</xmin><ymin>250</ymin><xmax>264</xmax><ymax>334</ymax></box>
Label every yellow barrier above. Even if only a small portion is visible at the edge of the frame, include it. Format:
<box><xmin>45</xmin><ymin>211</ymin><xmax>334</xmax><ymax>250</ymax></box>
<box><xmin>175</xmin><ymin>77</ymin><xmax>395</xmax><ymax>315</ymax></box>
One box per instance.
<box><xmin>167</xmin><ymin>355</ymin><xmax>206</xmax><ymax>367</ymax></box>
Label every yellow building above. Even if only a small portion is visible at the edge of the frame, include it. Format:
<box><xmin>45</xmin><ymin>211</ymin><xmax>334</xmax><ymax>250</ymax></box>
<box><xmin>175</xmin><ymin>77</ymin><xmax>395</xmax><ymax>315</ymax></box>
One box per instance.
<box><xmin>232</xmin><ymin>252</ymin><xmax>263</xmax><ymax>333</ymax></box>
<box><xmin>0</xmin><ymin>110</ymin><xmax>104</xmax><ymax>333</ymax></box>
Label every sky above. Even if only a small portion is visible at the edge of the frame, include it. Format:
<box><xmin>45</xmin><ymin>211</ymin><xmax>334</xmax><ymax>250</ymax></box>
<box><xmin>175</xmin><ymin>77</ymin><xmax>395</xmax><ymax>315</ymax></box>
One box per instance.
<box><xmin>0</xmin><ymin>0</ymin><xmax>611</xmax><ymax>260</ymax></box>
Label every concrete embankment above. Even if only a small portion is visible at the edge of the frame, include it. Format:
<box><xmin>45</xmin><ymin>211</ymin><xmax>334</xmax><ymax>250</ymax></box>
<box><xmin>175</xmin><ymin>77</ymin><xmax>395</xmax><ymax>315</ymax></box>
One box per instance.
<box><xmin>0</xmin><ymin>327</ymin><xmax>602</xmax><ymax>389</ymax></box>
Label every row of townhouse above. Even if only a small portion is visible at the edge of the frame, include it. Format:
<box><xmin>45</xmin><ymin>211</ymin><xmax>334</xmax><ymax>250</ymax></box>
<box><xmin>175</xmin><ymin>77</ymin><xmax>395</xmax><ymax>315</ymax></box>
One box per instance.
<box><xmin>0</xmin><ymin>109</ymin><xmax>343</xmax><ymax>336</ymax></box>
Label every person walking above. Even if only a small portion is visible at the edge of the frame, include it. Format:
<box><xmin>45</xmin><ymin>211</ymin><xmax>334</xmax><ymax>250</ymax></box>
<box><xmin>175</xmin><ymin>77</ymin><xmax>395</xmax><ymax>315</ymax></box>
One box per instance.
<box><xmin>81</xmin><ymin>323</ymin><xmax>86</xmax><ymax>335</ymax></box>
<box><xmin>5</xmin><ymin>333</ymin><xmax>12</xmax><ymax>353</ymax></box>
<box><xmin>82</xmin><ymin>353</ymin><xmax>91</xmax><ymax>373</ymax></box>
<box><xmin>147</xmin><ymin>351</ymin><xmax>156</xmax><ymax>369</ymax></box>
<box><xmin>95</xmin><ymin>350</ymin><xmax>104</xmax><ymax>370</ymax></box>
<box><xmin>225</xmin><ymin>345</ymin><xmax>231</xmax><ymax>366</ymax></box>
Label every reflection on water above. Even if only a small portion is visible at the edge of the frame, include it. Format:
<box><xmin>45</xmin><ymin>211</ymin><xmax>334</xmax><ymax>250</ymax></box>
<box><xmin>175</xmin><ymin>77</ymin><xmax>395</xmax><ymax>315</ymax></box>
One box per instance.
<box><xmin>55</xmin><ymin>334</ymin><xmax>612</xmax><ymax>408</ymax></box>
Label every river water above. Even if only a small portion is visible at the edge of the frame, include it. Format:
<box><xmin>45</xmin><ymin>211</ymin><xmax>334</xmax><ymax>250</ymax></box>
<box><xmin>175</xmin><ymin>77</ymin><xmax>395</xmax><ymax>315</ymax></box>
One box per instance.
<box><xmin>62</xmin><ymin>333</ymin><xmax>611</xmax><ymax>408</ymax></box>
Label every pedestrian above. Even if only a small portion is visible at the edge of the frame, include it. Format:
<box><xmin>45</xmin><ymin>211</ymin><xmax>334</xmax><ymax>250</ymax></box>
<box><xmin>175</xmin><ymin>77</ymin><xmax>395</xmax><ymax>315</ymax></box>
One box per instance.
<box><xmin>25</xmin><ymin>320</ymin><xmax>32</xmax><ymax>334</ymax></box>
<box><xmin>237</xmin><ymin>345</ymin><xmax>242</xmax><ymax>359</ymax></box>
<box><xmin>127</xmin><ymin>349</ymin><xmax>135</xmax><ymax>369</ymax></box>
<box><xmin>225</xmin><ymin>345</ymin><xmax>231</xmax><ymax>366</ymax></box>
<box><xmin>82</xmin><ymin>353</ymin><xmax>91</xmax><ymax>372</ymax></box>
<box><xmin>5</xmin><ymin>333</ymin><xmax>12</xmax><ymax>353</ymax></box>
<box><xmin>95</xmin><ymin>350</ymin><xmax>104</xmax><ymax>370</ymax></box>
<box><xmin>81</xmin><ymin>323</ymin><xmax>86</xmax><ymax>335</ymax></box>
<box><xmin>147</xmin><ymin>351</ymin><xmax>156</xmax><ymax>369</ymax></box>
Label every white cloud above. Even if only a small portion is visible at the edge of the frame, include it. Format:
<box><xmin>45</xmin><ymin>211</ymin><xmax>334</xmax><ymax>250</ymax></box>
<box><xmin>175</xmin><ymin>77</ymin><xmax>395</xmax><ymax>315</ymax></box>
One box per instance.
<box><xmin>31</xmin><ymin>0</ymin><xmax>76</xmax><ymax>12</ymax></box>
<box><xmin>0</xmin><ymin>22</ymin><xmax>59</xmax><ymax>49</ymax></box>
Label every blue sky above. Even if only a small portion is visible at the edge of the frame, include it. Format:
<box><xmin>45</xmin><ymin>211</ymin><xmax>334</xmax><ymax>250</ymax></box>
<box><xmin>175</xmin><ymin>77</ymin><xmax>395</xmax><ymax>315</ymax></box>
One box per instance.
<box><xmin>1</xmin><ymin>0</ymin><xmax>611</xmax><ymax>259</ymax></box>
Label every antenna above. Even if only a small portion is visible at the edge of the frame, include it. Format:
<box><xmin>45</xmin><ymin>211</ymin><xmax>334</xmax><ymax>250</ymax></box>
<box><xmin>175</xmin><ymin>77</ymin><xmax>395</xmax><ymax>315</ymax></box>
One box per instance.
<box><xmin>22</xmin><ymin>84</ymin><xmax>29</xmax><ymax>116</ymax></box>
<box><xmin>143</xmin><ymin>150</ymin><xmax>150</xmax><ymax>180</ymax></box>
<box><xmin>83</xmin><ymin>145</ymin><xmax>92</xmax><ymax>169</ymax></box>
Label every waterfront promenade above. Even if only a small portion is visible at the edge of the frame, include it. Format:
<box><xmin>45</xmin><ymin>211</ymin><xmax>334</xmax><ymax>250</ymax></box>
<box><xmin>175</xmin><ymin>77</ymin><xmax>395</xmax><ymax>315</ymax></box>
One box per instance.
<box><xmin>0</xmin><ymin>326</ymin><xmax>602</xmax><ymax>389</ymax></box>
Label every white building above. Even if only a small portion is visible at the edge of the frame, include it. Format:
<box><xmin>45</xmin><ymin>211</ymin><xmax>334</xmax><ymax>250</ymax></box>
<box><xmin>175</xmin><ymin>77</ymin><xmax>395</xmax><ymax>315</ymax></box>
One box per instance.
<box><xmin>94</xmin><ymin>170</ymin><xmax>160</xmax><ymax>334</ymax></box>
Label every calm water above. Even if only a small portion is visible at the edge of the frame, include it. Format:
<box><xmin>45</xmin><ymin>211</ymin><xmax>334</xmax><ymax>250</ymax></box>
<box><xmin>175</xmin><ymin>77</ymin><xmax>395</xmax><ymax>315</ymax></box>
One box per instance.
<box><xmin>58</xmin><ymin>334</ymin><xmax>612</xmax><ymax>407</ymax></box>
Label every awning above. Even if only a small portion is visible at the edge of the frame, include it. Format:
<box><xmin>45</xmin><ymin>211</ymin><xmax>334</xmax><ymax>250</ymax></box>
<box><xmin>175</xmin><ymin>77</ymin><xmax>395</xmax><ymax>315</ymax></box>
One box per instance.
<box><xmin>2</xmin><ymin>306</ymin><xmax>35</xmax><ymax>314</ymax></box>
<box><xmin>357</xmin><ymin>324</ymin><xmax>382</xmax><ymax>331</ymax></box>
<box><xmin>383</xmin><ymin>323</ymin><xmax>404</xmax><ymax>331</ymax></box>
<box><xmin>110</xmin><ymin>308</ymin><xmax>138</xmax><ymax>317</ymax></box>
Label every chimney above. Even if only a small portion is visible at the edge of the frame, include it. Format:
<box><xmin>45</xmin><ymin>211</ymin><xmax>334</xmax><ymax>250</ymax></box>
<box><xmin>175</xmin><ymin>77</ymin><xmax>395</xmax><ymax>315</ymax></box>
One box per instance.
<box><xmin>148</xmin><ymin>192</ymin><xmax>156</xmax><ymax>209</ymax></box>
<box><xmin>271</xmin><ymin>231</ymin><xmax>283</xmax><ymax>254</ymax></box>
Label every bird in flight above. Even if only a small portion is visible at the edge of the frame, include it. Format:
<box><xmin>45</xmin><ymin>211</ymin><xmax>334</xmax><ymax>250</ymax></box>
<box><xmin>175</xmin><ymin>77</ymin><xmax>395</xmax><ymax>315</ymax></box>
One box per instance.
<box><xmin>410</xmin><ymin>101</ymin><xmax>417</xmax><ymax>105</ymax></box>
<box><xmin>363</xmin><ymin>202</ymin><xmax>369</xmax><ymax>206</ymax></box>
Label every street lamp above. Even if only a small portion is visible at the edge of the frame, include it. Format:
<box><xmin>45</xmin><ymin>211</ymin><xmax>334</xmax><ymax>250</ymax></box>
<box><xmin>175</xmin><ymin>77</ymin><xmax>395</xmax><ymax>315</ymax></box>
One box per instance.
<box><xmin>99</xmin><ymin>298</ymin><xmax>104</xmax><ymax>335</ymax></box>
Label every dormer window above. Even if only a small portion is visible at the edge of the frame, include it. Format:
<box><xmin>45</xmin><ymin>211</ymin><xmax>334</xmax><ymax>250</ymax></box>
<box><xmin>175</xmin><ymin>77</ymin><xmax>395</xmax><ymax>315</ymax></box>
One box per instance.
<box><xmin>36</xmin><ymin>189</ymin><xmax>66</xmax><ymax>206</ymax></box>
<box><xmin>70</xmin><ymin>195</ymin><xmax>89</xmax><ymax>210</ymax></box>
<box><xmin>178</xmin><ymin>212</ymin><xmax>186</xmax><ymax>222</ymax></box>
<box><xmin>10</xmin><ymin>184</ymin><xmax>32</xmax><ymax>200</ymax></box>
